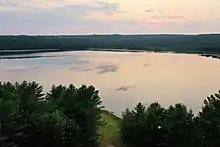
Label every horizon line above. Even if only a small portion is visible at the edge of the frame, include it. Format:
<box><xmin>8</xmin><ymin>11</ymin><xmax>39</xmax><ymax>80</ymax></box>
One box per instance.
<box><xmin>0</xmin><ymin>33</ymin><xmax>220</xmax><ymax>36</ymax></box>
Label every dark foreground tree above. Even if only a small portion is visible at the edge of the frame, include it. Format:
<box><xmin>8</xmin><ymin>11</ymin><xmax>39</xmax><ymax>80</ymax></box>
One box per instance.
<box><xmin>46</xmin><ymin>84</ymin><xmax>103</xmax><ymax>147</ymax></box>
<box><xmin>196</xmin><ymin>90</ymin><xmax>220</xmax><ymax>147</ymax></box>
<box><xmin>163</xmin><ymin>103</ymin><xmax>197</xmax><ymax>147</ymax></box>
<box><xmin>121</xmin><ymin>103</ymin><xmax>197</xmax><ymax>147</ymax></box>
<box><xmin>144</xmin><ymin>102</ymin><xmax>166</xmax><ymax>147</ymax></box>
<box><xmin>0</xmin><ymin>81</ymin><xmax>45</xmax><ymax>147</ymax></box>
<box><xmin>0</xmin><ymin>81</ymin><xmax>102</xmax><ymax>147</ymax></box>
<box><xmin>120</xmin><ymin>102</ymin><xmax>166</xmax><ymax>147</ymax></box>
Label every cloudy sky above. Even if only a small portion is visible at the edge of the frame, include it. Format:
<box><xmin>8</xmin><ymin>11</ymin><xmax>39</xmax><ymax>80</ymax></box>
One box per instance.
<box><xmin>0</xmin><ymin>0</ymin><xmax>220</xmax><ymax>34</ymax></box>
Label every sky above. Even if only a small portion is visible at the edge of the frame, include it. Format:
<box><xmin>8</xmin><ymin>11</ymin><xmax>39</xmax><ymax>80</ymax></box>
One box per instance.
<box><xmin>0</xmin><ymin>0</ymin><xmax>220</xmax><ymax>35</ymax></box>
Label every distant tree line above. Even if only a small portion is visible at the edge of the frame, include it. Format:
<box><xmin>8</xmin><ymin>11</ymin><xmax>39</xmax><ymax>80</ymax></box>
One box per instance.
<box><xmin>0</xmin><ymin>34</ymin><xmax>220</xmax><ymax>54</ymax></box>
<box><xmin>1</xmin><ymin>81</ymin><xmax>220</xmax><ymax>147</ymax></box>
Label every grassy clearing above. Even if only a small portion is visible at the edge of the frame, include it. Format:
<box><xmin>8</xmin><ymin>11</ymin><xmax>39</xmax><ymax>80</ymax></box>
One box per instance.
<box><xmin>99</xmin><ymin>110</ymin><xmax>121</xmax><ymax>147</ymax></box>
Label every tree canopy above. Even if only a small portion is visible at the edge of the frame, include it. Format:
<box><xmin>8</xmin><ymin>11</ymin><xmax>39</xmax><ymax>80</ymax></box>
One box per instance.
<box><xmin>0</xmin><ymin>81</ymin><xmax>102</xmax><ymax>147</ymax></box>
<box><xmin>120</xmin><ymin>91</ymin><xmax>220</xmax><ymax>147</ymax></box>
<box><xmin>1</xmin><ymin>81</ymin><xmax>220</xmax><ymax>147</ymax></box>
<box><xmin>0</xmin><ymin>34</ymin><xmax>220</xmax><ymax>55</ymax></box>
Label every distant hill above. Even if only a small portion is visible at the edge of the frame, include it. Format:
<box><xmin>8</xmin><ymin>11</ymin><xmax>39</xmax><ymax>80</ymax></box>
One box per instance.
<box><xmin>0</xmin><ymin>34</ymin><xmax>220</xmax><ymax>55</ymax></box>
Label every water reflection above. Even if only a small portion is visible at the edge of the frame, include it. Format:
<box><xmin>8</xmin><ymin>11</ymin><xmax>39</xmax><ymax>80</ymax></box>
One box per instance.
<box><xmin>143</xmin><ymin>63</ymin><xmax>151</xmax><ymax>67</ymax></box>
<box><xmin>1</xmin><ymin>51</ymin><xmax>220</xmax><ymax>115</ymax></box>
<box><xmin>81</xmin><ymin>64</ymin><xmax>119</xmax><ymax>74</ymax></box>
<box><xmin>116</xmin><ymin>85</ymin><xmax>136</xmax><ymax>92</ymax></box>
<box><xmin>96</xmin><ymin>64</ymin><xmax>118</xmax><ymax>74</ymax></box>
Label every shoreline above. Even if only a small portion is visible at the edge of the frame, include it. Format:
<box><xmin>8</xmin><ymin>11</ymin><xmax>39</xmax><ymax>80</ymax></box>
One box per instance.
<box><xmin>0</xmin><ymin>48</ymin><xmax>220</xmax><ymax>60</ymax></box>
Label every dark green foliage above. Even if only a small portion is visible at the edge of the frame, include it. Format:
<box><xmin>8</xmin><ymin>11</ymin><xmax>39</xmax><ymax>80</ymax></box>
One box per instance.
<box><xmin>2</xmin><ymin>81</ymin><xmax>220</xmax><ymax>147</ymax></box>
<box><xmin>163</xmin><ymin>104</ymin><xmax>197</xmax><ymax>147</ymax></box>
<box><xmin>144</xmin><ymin>103</ymin><xmax>166</xmax><ymax>147</ymax></box>
<box><xmin>1</xmin><ymin>34</ymin><xmax>220</xmax><ymax>55</ymax></box>
<box><xmin>46</xmin><ymin>84</ymin><xmax>103</xmax><ymax>147</ymax></box>
<box><xmin>121</xmin><ymin>102</ymin><xmax>166</xmax><ymax>147</ymax></box>
<box><xmin>196</xmin><ymin>91</ymin><xmax>220</xmax><ymax>147</ymax></box>
<box><xmin>0</xmin><ymin>81</ymin><xmax>44</xmax><ymax>147</ymax></box>
<box><xmin>0</xmin><ymin>81</ymin><xmax>102</xmax><ymax>147</ymax></box>
<box><xmin>120</xmin><ymin>99</ymin><xmax>220</xmax><ymax>147</ymax></box>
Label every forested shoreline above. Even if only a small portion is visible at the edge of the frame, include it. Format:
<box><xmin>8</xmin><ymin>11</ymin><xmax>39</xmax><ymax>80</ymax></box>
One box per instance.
<box><xmin>1</xmin><ymin>81</ymin><xmax>220</xmax><ymax>147</ymax></box>
<box><xmin>0</xmin><ymin>34</ymin><xmax>220</xmax><ymax>55</ymax></box>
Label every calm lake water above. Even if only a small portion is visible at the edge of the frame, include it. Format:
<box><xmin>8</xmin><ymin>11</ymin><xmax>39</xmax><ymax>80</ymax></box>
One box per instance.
<box><xmin>1</xmin><ymin>51</ymin><xmax>220</xmax><ymax>115</ymax></box>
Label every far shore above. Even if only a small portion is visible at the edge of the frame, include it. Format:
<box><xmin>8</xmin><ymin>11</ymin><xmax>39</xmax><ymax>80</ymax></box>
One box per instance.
<box><xmin>0</xmin><ymin>48</ymin><xmax>220</xmax><ymax>60</ymax></box>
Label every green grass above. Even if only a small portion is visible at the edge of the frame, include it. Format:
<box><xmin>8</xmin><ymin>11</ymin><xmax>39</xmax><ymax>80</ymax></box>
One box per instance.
<box><xmin>99</xmin><ymin>110</ymin><xmax>121</xmax><ymax>147</ymax></box>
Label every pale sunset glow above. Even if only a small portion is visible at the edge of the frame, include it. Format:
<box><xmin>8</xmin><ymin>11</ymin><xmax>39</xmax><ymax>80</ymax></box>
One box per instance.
<box><xmin>0</xmin><ymin>0</ymin><xmax>219</xmax><ymax>34</ymax></box>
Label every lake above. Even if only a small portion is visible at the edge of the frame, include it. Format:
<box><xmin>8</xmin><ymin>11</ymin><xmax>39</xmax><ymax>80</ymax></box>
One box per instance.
<box><xmin>1</xmin><ymin>51</ymin><xmax>220</xmax><ymax>115</ymax></box>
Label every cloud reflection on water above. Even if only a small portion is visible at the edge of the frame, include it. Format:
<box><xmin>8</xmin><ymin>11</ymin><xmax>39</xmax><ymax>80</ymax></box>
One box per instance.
<box><xmin>143</xmin><ymin>63</ymin><xmax>151</xmax><ymax>67</ymax></box>
<box><xmin>116</xmin><ymin>85</ymin><xmax>136</xmax><ymax>92</ymax></box>
<box><xmin>96</xmin><ymin>64</ymin><xmax>118</xmax><ymax>74</ymax></box>
<box><xmin>80</xmin><ymin>64</ymin><xmax>119</xmax><ymax>74</ymax></box>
